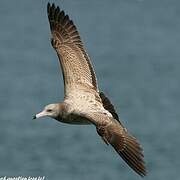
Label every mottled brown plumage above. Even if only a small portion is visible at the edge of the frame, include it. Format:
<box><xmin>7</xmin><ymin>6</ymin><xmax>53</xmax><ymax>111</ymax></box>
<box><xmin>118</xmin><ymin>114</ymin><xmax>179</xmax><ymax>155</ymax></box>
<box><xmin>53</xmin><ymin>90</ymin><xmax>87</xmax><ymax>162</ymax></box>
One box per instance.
<box><xmin>81</xmin><ymin>112</ymin><xmax>146</xmax><ymax>177</ymax></box>
<box><xmin>34</xmin><ymin>3</ymin><xmax>147</xmax><ymax>177</ymax></box>
<box><xmin>47</xmin><ymin>3</ymin><xmax>98</xmax><ymax>97</ymax></box>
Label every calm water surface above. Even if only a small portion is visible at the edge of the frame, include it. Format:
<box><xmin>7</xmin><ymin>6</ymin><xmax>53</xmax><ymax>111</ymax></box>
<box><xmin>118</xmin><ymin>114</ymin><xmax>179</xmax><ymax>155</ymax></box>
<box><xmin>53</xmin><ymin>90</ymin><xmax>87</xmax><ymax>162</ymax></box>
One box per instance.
<box><xmin>0</xmin><ymin>0</ymin><xmax>179</xmax><ymax>179</ymax></box>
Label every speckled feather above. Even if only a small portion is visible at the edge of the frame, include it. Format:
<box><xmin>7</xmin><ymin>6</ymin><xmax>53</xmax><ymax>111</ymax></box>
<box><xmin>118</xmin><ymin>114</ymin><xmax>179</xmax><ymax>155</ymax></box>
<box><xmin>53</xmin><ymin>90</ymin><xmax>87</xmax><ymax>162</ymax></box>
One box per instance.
<box><xmin>47</xmin><ymin>3</ymin><xmax>98</xmax><ymax>97</ymax></box>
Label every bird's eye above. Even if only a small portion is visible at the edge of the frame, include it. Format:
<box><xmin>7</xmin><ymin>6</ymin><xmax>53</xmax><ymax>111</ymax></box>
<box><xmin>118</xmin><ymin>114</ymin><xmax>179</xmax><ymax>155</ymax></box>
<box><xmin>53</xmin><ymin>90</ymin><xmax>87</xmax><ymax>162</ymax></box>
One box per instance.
<box><xmin>47</xmin><ymin>109</ymin><xmax>52</xmax><ymax>112</ymax></box>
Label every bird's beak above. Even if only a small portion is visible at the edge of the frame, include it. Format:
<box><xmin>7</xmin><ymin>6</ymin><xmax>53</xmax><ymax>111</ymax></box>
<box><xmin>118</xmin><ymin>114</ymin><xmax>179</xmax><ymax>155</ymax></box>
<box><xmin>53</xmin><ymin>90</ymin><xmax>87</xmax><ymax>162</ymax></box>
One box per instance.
<box><xmin>33</xmin><ymin>110</ymin><xmax>47</xmax><ymax>120</ymax></box>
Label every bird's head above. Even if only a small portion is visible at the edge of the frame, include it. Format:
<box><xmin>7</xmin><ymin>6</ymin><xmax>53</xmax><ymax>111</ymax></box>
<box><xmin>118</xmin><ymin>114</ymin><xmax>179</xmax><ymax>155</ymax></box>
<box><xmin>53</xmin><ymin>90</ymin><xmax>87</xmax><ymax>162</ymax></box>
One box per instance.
<box><xmin>33</xmin><ymin>103</ymin><xmax>61</xmax><ymax>120</ymax></box>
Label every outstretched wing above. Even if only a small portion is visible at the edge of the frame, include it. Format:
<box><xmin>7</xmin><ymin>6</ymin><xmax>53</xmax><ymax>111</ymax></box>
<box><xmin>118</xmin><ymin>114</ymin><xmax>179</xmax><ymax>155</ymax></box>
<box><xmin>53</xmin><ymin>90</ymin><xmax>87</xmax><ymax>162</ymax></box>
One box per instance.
<box><xmin>81</xmin><ymin>112</ymin><xmax>147</xmax><ymax>177</ymax></box>
<box><xmin>47</xmin><ymin>3</ymin><xmax>98</xmax><ymax>97</ymax></box>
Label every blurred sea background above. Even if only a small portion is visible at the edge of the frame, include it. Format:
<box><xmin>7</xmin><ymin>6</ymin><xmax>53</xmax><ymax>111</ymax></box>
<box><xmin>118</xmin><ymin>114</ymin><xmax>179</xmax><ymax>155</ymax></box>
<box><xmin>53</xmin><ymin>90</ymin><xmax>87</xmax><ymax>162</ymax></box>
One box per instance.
<box><xmin>0</xmin><ymin>0</ymin><xmax>179</xmax><ymax>179</ymax></box>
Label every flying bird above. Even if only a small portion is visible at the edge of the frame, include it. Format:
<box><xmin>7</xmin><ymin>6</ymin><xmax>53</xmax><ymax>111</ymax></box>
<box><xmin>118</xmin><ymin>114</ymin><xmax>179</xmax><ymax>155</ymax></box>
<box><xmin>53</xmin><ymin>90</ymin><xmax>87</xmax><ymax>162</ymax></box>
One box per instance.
<box><xmin>33</xmin><ymin>3</ymin><xmax>147</xmax><ymax>177</ymax></box>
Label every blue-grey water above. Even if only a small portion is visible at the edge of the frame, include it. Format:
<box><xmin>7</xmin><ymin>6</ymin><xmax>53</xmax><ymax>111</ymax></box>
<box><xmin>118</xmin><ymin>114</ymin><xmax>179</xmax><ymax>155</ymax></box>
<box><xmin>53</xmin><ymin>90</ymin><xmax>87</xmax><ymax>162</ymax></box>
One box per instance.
<box><xmin>0</xmin><ymin>0</ymin><xmax>179</xmax><ymax>179</ymax></box>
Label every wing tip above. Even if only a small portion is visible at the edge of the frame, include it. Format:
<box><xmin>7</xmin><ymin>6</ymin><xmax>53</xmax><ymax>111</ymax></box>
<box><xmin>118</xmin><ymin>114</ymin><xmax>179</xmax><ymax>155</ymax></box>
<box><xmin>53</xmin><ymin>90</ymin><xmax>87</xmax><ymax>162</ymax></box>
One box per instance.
<box><xmin>120</xmin><ymin>133</ymin><xmax>147</xmax><ymax>177</ymax></box>
<box><xmin>47</xmin><ymin>3</ymin><xmax>73</xmax><ymax>30</ymax></box>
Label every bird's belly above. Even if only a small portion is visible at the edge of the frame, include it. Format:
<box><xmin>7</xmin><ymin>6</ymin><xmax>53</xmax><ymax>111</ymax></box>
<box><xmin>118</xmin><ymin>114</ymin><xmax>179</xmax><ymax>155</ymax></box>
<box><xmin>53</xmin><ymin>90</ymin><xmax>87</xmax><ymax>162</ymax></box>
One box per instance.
<box><xmin>58</xmin><ymin>114</ymin><xmax>91</xmax><ymax>125</ymax></box>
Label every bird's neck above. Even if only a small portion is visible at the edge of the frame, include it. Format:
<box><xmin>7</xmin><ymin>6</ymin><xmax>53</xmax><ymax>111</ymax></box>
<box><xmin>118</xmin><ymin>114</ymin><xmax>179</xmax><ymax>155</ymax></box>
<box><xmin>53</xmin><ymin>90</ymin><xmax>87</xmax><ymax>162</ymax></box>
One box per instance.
<box><xmin>55</xmin><ymin>102</ymin><xmax>69</xmax><ymax>120</ymax></box>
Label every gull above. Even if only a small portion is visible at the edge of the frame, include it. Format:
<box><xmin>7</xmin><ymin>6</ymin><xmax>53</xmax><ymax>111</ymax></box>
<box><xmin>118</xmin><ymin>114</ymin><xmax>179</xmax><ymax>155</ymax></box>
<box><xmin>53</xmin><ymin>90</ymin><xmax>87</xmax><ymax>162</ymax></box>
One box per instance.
<box><xmin>33</xmin><ymin>3</ymin><xmax>147</xmax><ymax>177</ymax></box>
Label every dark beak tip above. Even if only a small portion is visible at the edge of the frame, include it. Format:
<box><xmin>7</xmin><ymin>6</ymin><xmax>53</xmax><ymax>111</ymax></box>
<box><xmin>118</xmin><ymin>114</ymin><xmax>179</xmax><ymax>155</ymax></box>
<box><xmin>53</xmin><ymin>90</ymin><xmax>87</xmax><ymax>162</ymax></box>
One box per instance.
<box><xmin>33</xmin><ymin>115</ymin><xmax>36</xmax><ymax>120</ymax></box>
